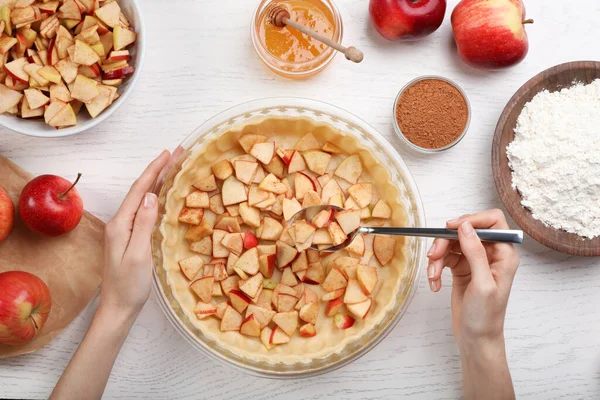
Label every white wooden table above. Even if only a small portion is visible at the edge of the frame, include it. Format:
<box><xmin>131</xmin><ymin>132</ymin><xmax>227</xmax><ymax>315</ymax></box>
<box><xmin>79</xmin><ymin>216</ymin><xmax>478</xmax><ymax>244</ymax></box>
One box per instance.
<box><xmin>2</xmin><ymin>1</ymin><xmax>600</xmax><ymax>398</ymax></box>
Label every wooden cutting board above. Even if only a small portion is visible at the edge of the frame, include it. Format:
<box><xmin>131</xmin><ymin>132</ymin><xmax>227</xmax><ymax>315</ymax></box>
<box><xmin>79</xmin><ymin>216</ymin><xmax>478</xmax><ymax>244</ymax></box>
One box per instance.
<box><xmin>0</xmin><ymin>155</ymin><xmax>105</xmax><ymax>358</ymax></box>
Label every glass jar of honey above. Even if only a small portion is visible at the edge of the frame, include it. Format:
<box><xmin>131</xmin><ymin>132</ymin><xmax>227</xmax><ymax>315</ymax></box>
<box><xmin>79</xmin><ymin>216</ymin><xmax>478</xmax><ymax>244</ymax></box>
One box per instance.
<box><xmin>251</xmin><ymin>0</ymin><xmax>343</xmax><ymax>79</ymax></box>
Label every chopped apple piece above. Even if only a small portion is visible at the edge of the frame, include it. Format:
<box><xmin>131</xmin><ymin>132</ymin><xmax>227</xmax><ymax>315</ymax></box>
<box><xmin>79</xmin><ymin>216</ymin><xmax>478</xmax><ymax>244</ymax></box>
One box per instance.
<box><xmin>221</xmin><ymin>232</ymin><xmax>243</xmax><ymax>256</ymax></box>
<box><xmin>250</xmin><ymin>141</ymin><xmax>275</xmax><ymax>164</ymax></box>
<box><xmin>185</xmin><ymin>220</ymin><xmax>213</xmax><ymax>241</ymax></box>
<box><xmin>312</xmin><ymin>209</ymin><xmax>333</xmax><ymax>228</ymax></box>
<box><xmin>72</xmin><ymin>40</ymin><xmax>100</xmax><ymax>66</ymax></box>
<box><xmin>113</xmin><ymin>25</ymin><xmax>136</xmax><ymax>51</ymax></box>
<box><xmin>372</xmin><ymin>199</ymin><xmax>392</xmax><ymax>219</ymax></box>
<box><xmin>20</xmin><ymin>97</ymin><xmax>44</xmax><ymax>118</ymax></box>
<box><xmin>178</xmin><ymin>207</ymin><xmax>203</xmax><ymax>225</ymax></box>
<box><xmin>303</xmin><ymin>150</ymin><xmax>331</xmax><ymax>175</ymax></box>
<box><xmin>248</xmin><ymin>186</ymin><xmax>269</xmax><ymax>206</ymax></box>
<box><xmin>179</xmin><ymin>255</ymin><xmax>205</xmax><ymax>280</ymax></box>
<box><xmin>301</xmin><ymin>190</ymin><xmax>321</xmax><ymax>208</ymax></box>
<box><xmin>344</xmin><ymin>278</ymin><xmax>368</xmax><ymax>304</ymax></box>
<box><xmin>335</xmin><ymin>209</ymin><xmax>361</xmax><ymax>235</ymax></box>
<box><xmin>294</xmin><ymin>172</ymin><xmax>315</xmax><ymax>201</ymax></box>
<box><xmin>322</xmin><ymin>142</ymin><xmax>343</xmax><ymax>154</ymax></box>
<box><xmin>194</xmin><ymin>302</ymin><xmax>218</xmax><ymax>319</ymax></box>
<box><xmin>240</xmin><ymin>314</ymin><xmax>261</xmax><ymax>337</ymax></box>
<box><xmin>55</xmin><ymin>58</ymin><xmax>78</xmax><ymax>84</ymax></box>
<box><xmin>322</xmin><ymin>267</ymin><xmax>348</xmax><ymax>292</ymax></box>
<box><xmin>70</xmin><ymin>74</ymin><xmax>99</xmax><ymax>103</ymax></box>
<box><xmin>263</xmin><ymin>155</ymin><xmax>285</xmax><ymax>179</ymax></box>
<box><xmin>299</xmin><ymin>323</ymin><xmax>317</xmax><ymax>337</ymax></box>
<box><xmin>273</xmin><ymin>311</ymin><xmax>299</xmax><ymax>336</ymax></box>
<box><xmin>348</xmin><ymin>183</ymin><xmax>372</xmax><ymax>209</ymax></box>
<box><xmin>243</xmin><ymin>230</ymin><xmax>258</xmax><ymax>249</ymax></box>
<box><xmin>254</xmin><ymin>192</ymin><xmax>276</xmax><ymax>209</ymax></box>
<box><xmin>304</xmin><ymin>262</ymin><xmax>325</xmax><ymax>284</ymax></box>
<box><xmin>214</xmin><ymin>216</ymin><xmax>241</xmax><ymax>233</ymax></box>
<box><xmin>258</xmin><ymin>173</ymin><xmax>287</xmax><ymax>194</ymax></box>
<box><xmin>292</xmin><ymin>220</ymin><xmax>314</xmax><ymax>244</ymax></box>
<box><xmin>357</xmin><ymin>264</ymin><xmax>378</xmax><ymax>295</ymax></box>
<box><xmin>94</xmin><ymin>1</ymin><xmax>120</xmax><ymax>28</ymax></box>
<box><xmin>276</xmin><ymin>241</ymin><xmax>297</xmax><ymax>268</ymax></box>
<box><xmin>238</xmin><ymin>202</ymin><xmax>260</xmax><ymax>227</ymax></box>
<box><xmin>320</xmin><ymin>178</ymin><xmax>342</xmax><ymax>203</ymax></box>
<box><xmin>234</xmin><ymin>160</ymin><xmax>258</xmax><ymax>185</ymax></box>
<box><xmin>312</xmin><ymin>229</ymin><xmax>332</xmax><ymax>245</ymax></box>
<box><xmin>280</xmin><ymin>267</ymin><xmax>298</xmax><ymax>287</ymax></box>
<box><xmin>193</xmin><ymin>174</ymin><xmax>217</xmax><ymax>192</ymax></box>
<box><xmin>299</xmin><ymin>302</ymin><xmax>318</xmax><ymax>325</ymax></box>
<box><xmin>261</xmin><ymin>217</ymin><xmax>283</xmax><ymax>241</ymax></box>
<box><xmin>328</xmin><ymin>193</ymin><xmax>344</xmax><ymax>208</ymax></box>
<box><xmin>190</xmin><ymin>276</ymin><xmax>214</xmax><ymax>303</ymax></box>
<box><xmin>221</xmin><ymin>176</ymin><xmax>247</xmax><ymax>206</ymax></box>
<box><xmin>282</xmin><ymin>197</ymin><xmax>302</xmax><ymax>222</ymax></box>
<box><xmin>186</xmin><ymin>190</ymin><xmax>209</xmax><ymax>208</ymax></box>
<box><xmin>238</xmin><ymin>133</ymin><xmax>266</xmax><ymax>153</ymax></box>
<box><xmin>246</xmin><ymin>305</ymin><xmax>275</xmax><ymax>329</ymax></box>
<box><xmin>287</xmin><ymin>151</ymin><xmax>306</xmax><ymax>174</ymax></box>
<box><xmin>373</xmin><ymin>236</ymin><xmax>396</xmax><ymax>266</ymax></box>
<box><xmin>0</xmin><ymin>84</ymin><xmax>23</xmax><ymax>113</ymax></box>
<box><xmin>213</xmin><ymin>263</ymin><xmax>228</xmax><ymax>282</ymax></box>
<box><xmin>347</xmin><ymin>298</ymin><xmax>372</xmax><ymax>320</ymax></box>
<box><xmin>220</xmin><ymin>275</ymin><xmax>240</xmax><ymax>296</ymax></box>
<box><xmin>269</xmin><ymin>326</ymin><xmax>291</xmax><ymax>345</ymax></box>
<box><xmin>190</xmin><ymin>236</ymin><xmax>212</xmax><ymax>255</ymax></box>
<box><xmin>290</xmin><ymin>250</ymin><xmax>307</xmax><ymax>273</ymax></box>
<box><xmin>214</xmin><ymin>302</ymin><xmax>229</xmax><ymax>319</ymax></box>
<box><xmin>334</xmin><ymin>313</ymin><xmax>355</xmax><ymax>329</ymax></box>
<box><xmin>234</xmin><ymin>247</ymin><xmax>260</xmax><ymax>275</ymax></box>
<box><xmin>229</xmin><ymin>289</ymin><xmax>251</xmax><ymax>313</ymax></box>
<box><xmin>211</xmin><ymin>159</ymin><xmax>233</xmax><ymax>180</ymax></box>
<box><xmin>239</xmin><ymin>272</ymin><xmax>263</xmax><ymax>299</ymax></box>
<box><xmin>294</xmin><ymin>132</ymin><xmax>320</xmax><ymax>151</ymax></box>
<box><xmin>47</xmin><ymin>103</ymin><xmax>77</xmax><ymax>127</ymax></box>
<box><xmin>220</xmin><ymin>306</ymin><xmax>243</xmax><ymax>332</ymax></box>
<box><xmin>325</xmin><ymin>298</ymin><xmax>343</xmax><ymax>317</ymax></box>
<box><xmin>346</xmin><ymin>234</ymin><xmax>365</xmax><ymax>256</ymax></box>
<box><xmin>212</xmin><ymin>229</ymin><xmax>230</xmax><ymax>258</ymax></box>
<box><xmin>4</xmin><ymin>57</ymin><xmax>29</xmax><ymax>83</ymax></box>
<box><xmin>327</xmin><ymin>221</ymin><xmax>347</xmax><ymax>246</ymax></box>
<box><xmin>277</xmin><ymin>293</ymin><xmax>298</xmax><ymax>312</ymax></box>
<box><xmin>260</xmin><ymin>326</ymin><xmax>274</xmax><ymax>349</ymax></box>
<box><xmin>334</xmin><ymin>155</ymin><xmax>362</xmax><ymax>184</ymax></box>
<box><xmin>322</xmin><ymin>288</ymin><xmax>345</xmax><ymax>301</ymax></box>
<box><xmin>209</xmin><ymin>194</ymin><xmax>225</xmax><ymax>215</ymax></box>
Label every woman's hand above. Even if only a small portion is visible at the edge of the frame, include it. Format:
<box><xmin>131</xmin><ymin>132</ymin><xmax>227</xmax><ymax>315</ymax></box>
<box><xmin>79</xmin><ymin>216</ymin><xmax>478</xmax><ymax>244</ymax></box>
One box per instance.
<box><xmin>427</xmin><ymin>209</ymin><xmax>519</xmax><ymax>399</ymax></box>
<box><xmin>99</xmin><ymin>150</ymin><xmax>171</xmax><ymax>318</ymax></box>
<box><xmin>427</xmin><ymin>209</ymin><xmax>519</xmax><ymax>348</ymax></box>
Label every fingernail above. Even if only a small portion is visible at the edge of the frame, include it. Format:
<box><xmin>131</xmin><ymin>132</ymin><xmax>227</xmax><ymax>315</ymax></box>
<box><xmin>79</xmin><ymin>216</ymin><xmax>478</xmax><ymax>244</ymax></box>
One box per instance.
<box><xmin>447</xmin><ymin>218</ymin><xmax>459</xmax><ymax>224</ymax></box>
<box><xmin>427</xmin><ymin>263</ymin><xmax>435</xmax><ymax>279</ymax></box>
<box><xmin>427</xmin><ymin>242</ymin><xmax>436</xmax><ymax>256</ymax></box>
<box><xmin>144</xmin><ymin>193</ymin><xmax>158</xmax><ymax>208</ymax></box>
<box><xmin>433</xmin><ymin>280</ymin><xmax>441</xmax><ymax>292</ymax></box>
<box><xmin>429</xmin><ymin>279</ymin><xmax>435</xmax><ymax>292</ymax></box>
<box><xmin>460</xmin><ymin>221</ymin><xmax>475</xmax><ymax>237</ymax></box>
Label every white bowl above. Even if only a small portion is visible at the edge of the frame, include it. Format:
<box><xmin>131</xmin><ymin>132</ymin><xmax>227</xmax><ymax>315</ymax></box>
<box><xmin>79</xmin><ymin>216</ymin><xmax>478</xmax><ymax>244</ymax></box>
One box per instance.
<box><xmin>0</xmin><ymin>0</ymin><xmax>146</xmax><ymax>138</ymax></box>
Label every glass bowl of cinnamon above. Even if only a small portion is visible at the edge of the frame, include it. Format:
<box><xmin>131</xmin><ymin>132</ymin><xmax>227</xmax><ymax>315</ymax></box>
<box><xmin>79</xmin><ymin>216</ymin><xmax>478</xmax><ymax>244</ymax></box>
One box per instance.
<box><xmin>393</xmin><ymin>76</ymin><xmax>471</xmax><ymax>154</ymax></box>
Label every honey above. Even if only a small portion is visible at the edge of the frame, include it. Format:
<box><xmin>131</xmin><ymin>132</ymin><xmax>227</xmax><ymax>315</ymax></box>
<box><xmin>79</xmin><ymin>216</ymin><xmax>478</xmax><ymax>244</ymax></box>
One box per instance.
<box><xmin>252</xmin><ymin>0</ymin><xmax>343</xmax><ymax>79</ymax></box>
<box><xmin>259</xmin><ymin>0</ymin><xmax>335</xmax><ymax>63</ymax></box>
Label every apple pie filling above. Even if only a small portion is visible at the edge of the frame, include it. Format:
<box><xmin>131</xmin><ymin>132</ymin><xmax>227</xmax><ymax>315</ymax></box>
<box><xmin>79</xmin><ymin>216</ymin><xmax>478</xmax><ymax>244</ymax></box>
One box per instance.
<box><xmin>160</xmin><ymin>117</ymin><xmax>409</xmax><ymax>364</ymax></box>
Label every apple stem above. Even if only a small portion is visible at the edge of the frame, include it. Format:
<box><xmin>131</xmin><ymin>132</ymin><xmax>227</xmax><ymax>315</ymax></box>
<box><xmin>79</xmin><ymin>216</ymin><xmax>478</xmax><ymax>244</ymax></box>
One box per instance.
<box><xmin>522</xmin><ymin>19</ymin><xmax>534</xmax><ymax>25</ymax></box>
<box><xmin>59</xmin><ymin>173</ymin><xmax>82</xmax><ymax>200</ymax></box>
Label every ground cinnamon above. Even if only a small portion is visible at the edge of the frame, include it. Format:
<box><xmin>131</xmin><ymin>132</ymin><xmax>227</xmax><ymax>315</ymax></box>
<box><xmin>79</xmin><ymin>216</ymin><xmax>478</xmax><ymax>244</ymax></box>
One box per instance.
<box><xmin>395</xmin><ymin>79</ymin><xmax>469</xmax><ymax>149</ymax></box>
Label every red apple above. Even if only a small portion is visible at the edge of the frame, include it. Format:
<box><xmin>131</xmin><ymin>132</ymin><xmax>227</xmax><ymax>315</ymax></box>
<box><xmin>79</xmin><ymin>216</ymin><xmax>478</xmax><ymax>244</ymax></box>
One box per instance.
<box><xmin>369</xmin><ymin>0</ymin><xmax>446</xmax><ymax>40</ymax></box>
<box><xmin>451</xmin><ymin>0</ymin><xmax>532</xmax><ymax>69</ymax></box>
<box><xmin>19</xmin><ymin>173</ymin><xmax>84</xmax><ymax>237</ymax></box>
<box><xmin>0</xmin><ymin>271</ymin><xmax>52</xmax><ymax>346</ymax></box>
<box><xmin>0</xmin><ymin>187</ymin><xmax>14</xmax><ymax>242</ymax></box>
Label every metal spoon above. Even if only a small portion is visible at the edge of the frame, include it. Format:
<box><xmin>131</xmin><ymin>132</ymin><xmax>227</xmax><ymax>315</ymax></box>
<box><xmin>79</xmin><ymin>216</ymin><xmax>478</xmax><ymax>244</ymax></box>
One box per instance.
<box><xmin>290</xmin><ymin>205</ymin><xmax>524</xmax><ymax>253</ymax></box>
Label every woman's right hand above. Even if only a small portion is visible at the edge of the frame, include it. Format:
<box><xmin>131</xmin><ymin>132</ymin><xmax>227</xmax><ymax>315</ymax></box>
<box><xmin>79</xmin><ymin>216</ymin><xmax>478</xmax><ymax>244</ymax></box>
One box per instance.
<box><xmin>426</xmin><ymin>209</ymin><xmax>520</xmax><ymax>350</ymax></box>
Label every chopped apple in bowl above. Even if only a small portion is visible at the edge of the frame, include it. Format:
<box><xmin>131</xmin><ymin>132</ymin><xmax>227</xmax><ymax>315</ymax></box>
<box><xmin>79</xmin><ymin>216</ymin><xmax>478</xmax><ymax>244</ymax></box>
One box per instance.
<box><xmin>175</xmin><ymin>133</ymin><xmax>398</xmax><ymax>350</ymax></box>
<box><xmin>0</xmin><ymin>0</ymin><xmax>137</xmax><ymax>128</ymax></box>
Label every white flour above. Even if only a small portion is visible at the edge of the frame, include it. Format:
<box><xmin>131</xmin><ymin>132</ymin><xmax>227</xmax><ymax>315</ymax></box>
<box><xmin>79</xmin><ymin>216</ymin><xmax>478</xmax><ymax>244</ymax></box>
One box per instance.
<box><xmin>506</xmin><ymin>79</ymin><xmax>600</xmax><ymax>239</ymax></box>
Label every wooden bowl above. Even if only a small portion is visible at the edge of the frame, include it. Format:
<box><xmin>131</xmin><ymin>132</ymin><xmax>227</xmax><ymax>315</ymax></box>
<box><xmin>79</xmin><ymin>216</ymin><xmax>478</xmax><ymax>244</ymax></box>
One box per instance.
<box><xmin>492</xmin><ymin>61</ymin><xmax>600</xmax><ymax>256</ymax></box>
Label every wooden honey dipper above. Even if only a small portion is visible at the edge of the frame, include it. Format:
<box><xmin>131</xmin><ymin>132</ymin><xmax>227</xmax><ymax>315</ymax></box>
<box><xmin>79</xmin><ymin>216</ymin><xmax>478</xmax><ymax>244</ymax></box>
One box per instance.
<box><xmin>268</xmin><ymin>5</ymin><xmax>364</xmax><ymax>63</ymax></box>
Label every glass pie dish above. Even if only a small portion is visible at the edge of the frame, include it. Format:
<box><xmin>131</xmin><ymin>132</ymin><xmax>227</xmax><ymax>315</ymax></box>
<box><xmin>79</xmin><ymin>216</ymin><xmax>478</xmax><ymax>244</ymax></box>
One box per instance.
<box><xmin>150</xmin><ymin>97</ymin><xmax>426</xmax><ymax>378</ymax></box>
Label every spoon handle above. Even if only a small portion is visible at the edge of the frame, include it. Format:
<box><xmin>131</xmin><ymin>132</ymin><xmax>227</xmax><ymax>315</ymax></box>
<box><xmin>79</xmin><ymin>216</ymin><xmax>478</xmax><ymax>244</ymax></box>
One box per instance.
<box><xmin>358</xmin><ymin>227</ymin><xmax>523</xmax><ymax>244</ymax></box>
